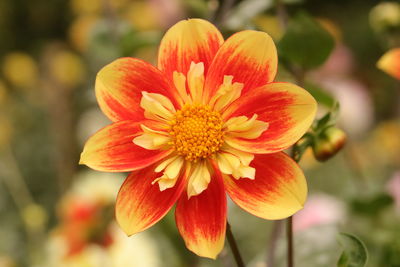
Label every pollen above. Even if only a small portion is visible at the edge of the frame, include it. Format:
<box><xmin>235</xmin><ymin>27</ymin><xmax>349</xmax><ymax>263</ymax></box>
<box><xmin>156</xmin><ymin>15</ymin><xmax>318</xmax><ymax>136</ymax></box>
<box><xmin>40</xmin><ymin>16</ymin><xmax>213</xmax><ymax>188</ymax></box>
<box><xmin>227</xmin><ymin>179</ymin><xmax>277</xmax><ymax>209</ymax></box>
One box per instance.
<box><xmin>168</xmin><ymin>104</ymin><xmax>224</xmax><ymax>162</ymax></box>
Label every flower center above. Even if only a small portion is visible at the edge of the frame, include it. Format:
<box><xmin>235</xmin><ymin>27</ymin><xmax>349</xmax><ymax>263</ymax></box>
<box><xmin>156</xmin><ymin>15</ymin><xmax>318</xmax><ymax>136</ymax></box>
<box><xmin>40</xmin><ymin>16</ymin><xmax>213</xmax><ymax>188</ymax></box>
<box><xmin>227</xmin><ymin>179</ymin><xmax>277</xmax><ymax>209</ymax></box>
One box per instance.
<box><xmin>168</xmin><ymin>104</ymin><xmax>224</xmax><ymax>162</ymax></box>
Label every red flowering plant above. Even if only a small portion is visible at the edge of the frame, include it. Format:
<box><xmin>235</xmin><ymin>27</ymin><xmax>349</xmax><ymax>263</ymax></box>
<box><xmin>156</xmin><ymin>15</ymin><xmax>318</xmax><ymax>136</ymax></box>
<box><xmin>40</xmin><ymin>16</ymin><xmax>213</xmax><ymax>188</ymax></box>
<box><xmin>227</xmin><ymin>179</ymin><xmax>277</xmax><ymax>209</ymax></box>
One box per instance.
<box><xmin>80</xmin><ymin>18</ymin><xmax>317</xmax><ymax>258</ymax></box>
<box><xmin>54</xmin><ymin>195</ymin><xmax>114</xmax><ymax>257</ymax></box>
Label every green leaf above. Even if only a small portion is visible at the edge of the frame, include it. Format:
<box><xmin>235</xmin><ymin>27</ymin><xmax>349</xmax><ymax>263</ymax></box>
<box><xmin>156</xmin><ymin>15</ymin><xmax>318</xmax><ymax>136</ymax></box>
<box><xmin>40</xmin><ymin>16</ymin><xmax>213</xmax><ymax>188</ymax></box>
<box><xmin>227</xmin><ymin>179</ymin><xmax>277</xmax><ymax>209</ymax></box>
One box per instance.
<box><xmin>278</xmin><ymin>12</ymin><xmax>335</xmax><ymax>69</ymax></box>
<box><xmin>292</xmin><ymin>133</ymin><xmax>314</xmax><ymax>162</ymax></box>
<box><xmin>337</xmin><ymin>233</ymin><xmax>368</xmax><ymax>267</ymax></box>
<box><xmin>312</xmin><ymin>100</ymin><xmax>340</xmax><ymax>133</ymax></box>
<box><xmin>350</xmin><ymin>193</ymin><xmax>393</xmax><ymax>216</ymax></box>
<box><xmin>304</xmin><ymin>82</ymin><xmax>336</xmax><ymax>108</ymax></box>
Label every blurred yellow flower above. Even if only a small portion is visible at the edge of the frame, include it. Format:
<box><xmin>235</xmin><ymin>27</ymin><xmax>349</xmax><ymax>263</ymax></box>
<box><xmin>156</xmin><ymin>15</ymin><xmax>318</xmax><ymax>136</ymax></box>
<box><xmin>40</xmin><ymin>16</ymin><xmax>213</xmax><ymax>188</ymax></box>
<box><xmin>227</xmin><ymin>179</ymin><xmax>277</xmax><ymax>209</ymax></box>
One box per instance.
<box><xmin>48</xmin><ymin>50</ymin><xmax>86</xmax><ymax>88</ymax></box>
<box><xmin>2</xmin><ymin>52</ymin><xmax>38</xmax><ymax>89</ymax></box>
<box><xmin>70</xmin><ymin>0</ymin><xmax>101</xmax><ymax>15</ymax></box>
<box><xmin>22</xmin><ymin>203</ymin><xmax>48</xmax><ymax>232</ymax></box>
<box><xmin>70</xmin><ymin>0</ymin><xmax>130</xmax><ymax>15</ymax></box>
<box><xmin>123</xmin><ymin>1</ymin><xmax>159</xmax><ymax>31</ymax></box>
<box><xmin>69</xmin><ymin>15</ymin><xmax>98</xmax><ymax>53</ymax></box>
<box><xmin>369</xmin><ymin>120</ymin><xmax>400</xmax><ymax>166</ymax></box>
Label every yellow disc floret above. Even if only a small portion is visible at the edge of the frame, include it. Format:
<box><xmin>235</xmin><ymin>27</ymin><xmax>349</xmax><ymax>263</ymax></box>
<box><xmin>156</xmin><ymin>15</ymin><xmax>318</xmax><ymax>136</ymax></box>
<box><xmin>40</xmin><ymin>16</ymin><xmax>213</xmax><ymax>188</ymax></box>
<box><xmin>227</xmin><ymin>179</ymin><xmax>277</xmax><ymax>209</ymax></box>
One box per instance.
<box><xmin>169</xmin><ymin>104</ymin><xmax>224</xmax><ymax>162</ymax></box>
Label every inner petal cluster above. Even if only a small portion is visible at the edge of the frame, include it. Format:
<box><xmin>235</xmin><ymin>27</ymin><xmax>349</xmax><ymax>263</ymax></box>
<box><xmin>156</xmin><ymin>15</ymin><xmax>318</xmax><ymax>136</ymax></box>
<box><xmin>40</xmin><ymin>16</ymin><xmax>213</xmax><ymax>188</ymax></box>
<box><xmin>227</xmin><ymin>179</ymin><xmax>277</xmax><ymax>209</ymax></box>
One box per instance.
<box><xmin>168</xmin><ymin>104</ymin><xmax>224</xmax><ymax>162</ymax></box>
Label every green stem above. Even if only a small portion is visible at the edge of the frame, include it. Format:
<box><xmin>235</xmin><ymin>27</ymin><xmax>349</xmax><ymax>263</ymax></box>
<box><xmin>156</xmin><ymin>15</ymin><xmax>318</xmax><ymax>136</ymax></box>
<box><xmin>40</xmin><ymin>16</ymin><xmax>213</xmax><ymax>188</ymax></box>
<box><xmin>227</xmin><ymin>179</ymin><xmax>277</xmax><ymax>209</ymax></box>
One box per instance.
<box><xmin>343</xmin><ymin>143</ymin><xmax>369</xmax><ymax>189</ymax></box>
<box><xmin>275</xmin><ymin>0</ymin><xmax>289</xmax><ymax>29</ymax></box>
<box><xmin>267</xmin><ymin>220</ymin><xmax>284</xmax><ymax>267</ymax></box>
<box><xmin>0</xmin><ymin>144</ymin><xmax>46</xmax><ymax>264</ymax></box>
<box><xmin>287</xmin><ymin>149</ymin><xmax>301</xmax><ymax>267</ymax></box>
<box><xmin>226</xmin><ymin>222</ymin><xmax>245</xmax><ymax>267</ymax></box>
<box><xmin>287</xmin><ymin>216</ymin><xmax>294</xmax><ymax>267</ymax></box>
<box><xmin>213</xmin><ymin>0</ymin><xmax>237</xmax><ymax>26</ymax></box>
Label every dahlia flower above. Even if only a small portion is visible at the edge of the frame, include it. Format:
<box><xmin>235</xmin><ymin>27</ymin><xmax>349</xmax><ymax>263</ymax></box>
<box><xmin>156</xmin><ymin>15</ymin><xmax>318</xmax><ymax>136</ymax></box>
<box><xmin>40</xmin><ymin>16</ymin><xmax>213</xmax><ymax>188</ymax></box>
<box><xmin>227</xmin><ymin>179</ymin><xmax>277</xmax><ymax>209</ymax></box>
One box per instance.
<box><xmin>80</xmin><ymin>18</ymin><xmax>317</xmax><ymax>258</ymax></box>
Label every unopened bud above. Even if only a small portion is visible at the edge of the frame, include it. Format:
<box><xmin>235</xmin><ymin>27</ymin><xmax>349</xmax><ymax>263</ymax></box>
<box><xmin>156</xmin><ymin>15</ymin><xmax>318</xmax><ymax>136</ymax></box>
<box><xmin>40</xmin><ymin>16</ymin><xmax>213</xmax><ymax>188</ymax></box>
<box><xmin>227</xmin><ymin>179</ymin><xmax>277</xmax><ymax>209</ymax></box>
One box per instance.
<box><xmin>369</xmin><ymin>2</ymin><xmax>400</xmax><ymax>33</ymax></box>
<box><xmin>312</xmin><ymin>127</ymin><xmax>346</xmax><ymax>161</ymax></box>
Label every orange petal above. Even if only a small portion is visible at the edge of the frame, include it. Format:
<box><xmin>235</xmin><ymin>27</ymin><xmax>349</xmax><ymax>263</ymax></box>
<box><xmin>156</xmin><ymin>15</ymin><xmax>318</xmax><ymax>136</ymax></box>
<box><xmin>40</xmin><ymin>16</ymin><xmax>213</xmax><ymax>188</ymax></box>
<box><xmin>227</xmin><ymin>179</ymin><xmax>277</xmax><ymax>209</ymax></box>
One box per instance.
<box><xmin>80</xmin><ymin>120</ymin><xmax>172</xmax><ymax>172</ymax></box>
<box><xmin>175</xmin><ymin>165</ymin><xmax>226</xmax><ymax>259</ymax></box>
<box><xmin>223</xmin><ymin>82</ymin><xmax>317</xmax><ymax>153</ymax></box>
<box><xmin>116</xmin><ymin>165</ymin><xmax>187</xmax><ymax>235</ymax></box>
<box><xmin>204</xmin><ymin>30</ymin><xmax>278</xmax><ymax>101</ymax></box>
<box><xmin>377</xmin><ymin>48</ymin><xmax>400</xmax><ymax>80</ymax></box>
<box><xmin>224</xmin><ymin>153</ymin><xmax>307</xmax><ymax>220</ymax></box>
<box><xmin>158</xmin><ymin>19</ymin><xmax>224</xmax><ymax>82</ymax></box>
<box><xmin>96</xmin><ymin>57</ymin><xmax>178</xmax><ymax>122</ymax></box>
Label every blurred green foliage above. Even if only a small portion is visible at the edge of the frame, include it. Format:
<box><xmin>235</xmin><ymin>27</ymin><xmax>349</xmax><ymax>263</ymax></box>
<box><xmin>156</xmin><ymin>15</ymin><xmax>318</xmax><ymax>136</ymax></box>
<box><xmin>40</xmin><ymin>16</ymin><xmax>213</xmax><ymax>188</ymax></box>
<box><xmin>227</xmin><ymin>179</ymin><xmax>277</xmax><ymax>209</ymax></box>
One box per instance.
<box><xmin>0</xmin><ymin>0</ymin><xmax>399</xmax><ymax>266</ymax></box>
<box><xmin>278</xmin><ymin>12</ymin><xmax>335</xmax><ymax>69</ymax></box>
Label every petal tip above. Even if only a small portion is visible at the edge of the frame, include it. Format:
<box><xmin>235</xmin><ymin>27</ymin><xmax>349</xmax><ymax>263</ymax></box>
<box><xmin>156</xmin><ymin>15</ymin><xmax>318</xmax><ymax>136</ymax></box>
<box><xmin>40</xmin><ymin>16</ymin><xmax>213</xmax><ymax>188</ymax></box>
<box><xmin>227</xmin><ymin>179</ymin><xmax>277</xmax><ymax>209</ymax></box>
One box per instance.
<box><xmin>187</xmin><ymin>242</ymin><xmax>224</xmax><ymax>260</ymax></box>
<box><xmin>115</xmin><ymin>210</ymin><xmax>140</xmax><ymax>237</ymax></box>
<box><xmin>200</xmin><ymin>252</ymin><xmax>219</xmax><ymax>260</ymax></box>
<box><xmin>78</xmin><ymin>151</ymin><xmax>87</xmax><ymax>165</ymax></box>
<box><xmin>118</xmin><ymin>223</ymin><xmax>138</xmax><ymax>237</ymax></box>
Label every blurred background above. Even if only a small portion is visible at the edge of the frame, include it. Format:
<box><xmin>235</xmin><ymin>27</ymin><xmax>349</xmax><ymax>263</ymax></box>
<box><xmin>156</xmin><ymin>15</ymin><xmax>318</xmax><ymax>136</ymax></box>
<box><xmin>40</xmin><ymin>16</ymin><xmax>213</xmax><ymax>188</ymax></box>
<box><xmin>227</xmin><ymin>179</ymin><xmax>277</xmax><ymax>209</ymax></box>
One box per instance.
<box><xmin>0</xmin><ymin>0</ymin><xmax>399</xmax><ymax>266</ymax></box>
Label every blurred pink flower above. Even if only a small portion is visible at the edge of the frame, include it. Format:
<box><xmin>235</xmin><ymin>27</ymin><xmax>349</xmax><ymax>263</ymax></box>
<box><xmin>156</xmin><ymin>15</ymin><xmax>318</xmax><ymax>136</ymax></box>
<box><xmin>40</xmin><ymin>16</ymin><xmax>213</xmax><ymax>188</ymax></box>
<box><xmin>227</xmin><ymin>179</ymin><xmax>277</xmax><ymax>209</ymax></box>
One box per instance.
<box><xmin>311</xmin><ymin>44</ymin><xmax>354</xmax><ymax>78</ymax></box>
<box><xmin>386</xmin><ymin>171</ymin><xmax>400</xmax><ymax>213</ymax></box>
<box><xmin>319</xmin><ymin>77</ymin><xmax>374</xmax><ymax>137</ymax></box>
<box><xmin>310</xmin><ymin>43</ymin><xmax>374</xmax><ymax>137</ymax></box>
<box><xmin>149</xmin><ymin>0</ymin><xmax>184</xmax><ymax>28</ymax></box>
<box><xmin>293</xmin><ymin>194</ymin><xmax>346</xmax><ymax>232</ymax></box>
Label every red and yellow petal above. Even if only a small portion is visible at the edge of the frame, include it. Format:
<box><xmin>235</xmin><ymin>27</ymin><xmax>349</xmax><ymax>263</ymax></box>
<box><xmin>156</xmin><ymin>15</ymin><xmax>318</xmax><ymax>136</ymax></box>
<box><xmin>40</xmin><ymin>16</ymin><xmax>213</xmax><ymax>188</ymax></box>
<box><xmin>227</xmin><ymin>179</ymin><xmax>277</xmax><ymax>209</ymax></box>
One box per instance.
<box><xmin>223</xmin><ymin>82</ymin><xmax>317</xmax><ymax>153</ymax></box>
<box><xmin>204</xmin><ymin>30</ymin><xmax>278</xmax><ymax>100</ymax></box>
<box><xmin>95</xmin><ymin>57</ymin><xmax>178</xmax><ymax>122</ymax></box>
<box><xmin>80</xmin><ymin>120</ymin><xmax>172</xmax><ymax>172</ymax></box>
<box><xmin>116</xmin><ymin>165</ymin><xmax>187</xmax><ymax>235</ymax></box>
<box><xmin>377</xmin><ymin>48</ymin><xmax>400</xmax><ymax>80</ymax></box>
<box><xmin>158</xmin><ymin>19</ymin><xmax>224</xmax><ymax>82</ymax></box>
<box><xmin>175</xmin><ymin>165</ymin><xmax>226</xmax><ymax>259</ymax></box>
<box><xmin>224</xmin><ymin>153</ymin><xmax>307</xmax><ymax>220</ymax></box>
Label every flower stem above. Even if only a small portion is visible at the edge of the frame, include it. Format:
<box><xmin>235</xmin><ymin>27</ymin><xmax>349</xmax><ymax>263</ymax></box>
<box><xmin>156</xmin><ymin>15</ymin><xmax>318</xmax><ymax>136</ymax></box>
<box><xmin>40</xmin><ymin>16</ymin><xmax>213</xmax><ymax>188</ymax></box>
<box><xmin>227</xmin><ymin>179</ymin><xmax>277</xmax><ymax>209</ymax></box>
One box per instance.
<box><xmin>286</xmin><ymin>149</ymin><xmax>301</xmax><ymax>267</ymax></box>
<box><xmin>226</xmin><ymin>222</ymin><xmax>245</xmax><ymax>267</ymax></box>
<box><xmin>267</xmin><ymin>220</ymin><xmax>284</xmax><ymax>267</ymax></box>
<box><xmin>275</xmin><ymin>0</ymin><xmax>289</xmax><ymax>29</ymax></box>
<box><xmin>287</xmin><ymin>216</ymin><xmax>294</xmax><ymax>267</ymax></box>
<box><xmin>343</xmin><ymin>143</ymin><xmax>369</xmax><ymax>189</ymax></box>
<box><xmin>0</xmin><ymin>144</ymin><xmax>46</xmax><ymax>264</ymax></box>
<box><xmin>213</xmin><ymin>0</ymin><xmax>237</xmax><ymax>26</ymax></box>
<box><xmin>274</xmin><ymin>1</ymin><xmax>300</xmax><ymax>266</ymax></box>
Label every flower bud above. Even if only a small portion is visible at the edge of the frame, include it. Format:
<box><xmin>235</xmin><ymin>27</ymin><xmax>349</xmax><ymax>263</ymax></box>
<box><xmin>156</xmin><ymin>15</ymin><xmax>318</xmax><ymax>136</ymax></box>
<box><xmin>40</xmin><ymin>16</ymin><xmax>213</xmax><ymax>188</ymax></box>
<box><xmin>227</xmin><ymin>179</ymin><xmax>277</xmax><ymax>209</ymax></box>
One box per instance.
<box><xmin>369</xmin><ymin>2</ymin><xmax>400</xmax><ymax>33</ymax></box>
<box><xmin>312</xmin><ymin>127</ymin><xmax>346</xmax><ymax>161</ymax></box>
